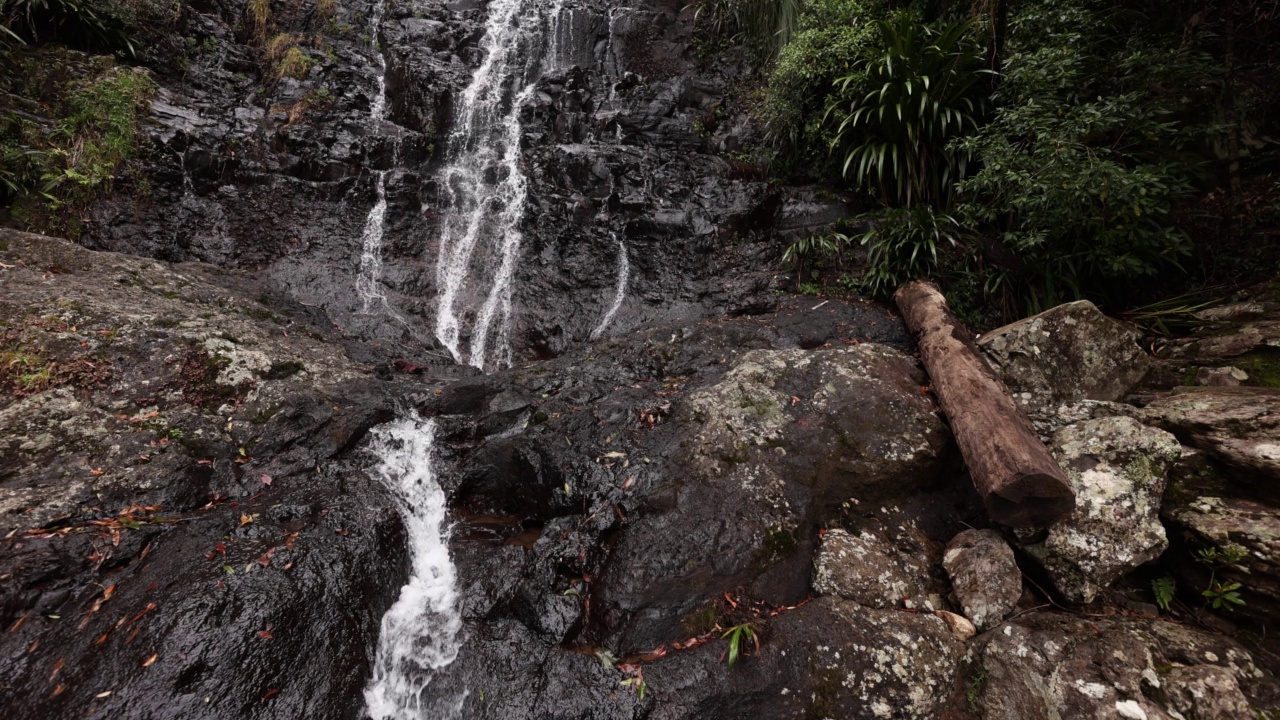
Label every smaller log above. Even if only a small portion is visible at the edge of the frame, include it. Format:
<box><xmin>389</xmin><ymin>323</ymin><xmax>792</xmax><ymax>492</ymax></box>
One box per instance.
<box><xmin>894</xmin><ymin>281</ymin><xmax>1074</xmax><ymax>527</ymax></box>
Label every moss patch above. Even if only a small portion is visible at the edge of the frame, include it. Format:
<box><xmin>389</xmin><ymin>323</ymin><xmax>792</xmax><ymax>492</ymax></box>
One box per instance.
<box><xmin>178</xmin><ymin>347</ymin><xmax>253</xmax><ymax>409</ymax></box>
<box><xmin>1232</xmin><ymin>348</ymin><xmax>1280</xmax><ymax>388</ymax></box>
<box><xmin>2</xmin><ymin>47</ymin><xmax>156</xmax><ymax>238</ymax></box>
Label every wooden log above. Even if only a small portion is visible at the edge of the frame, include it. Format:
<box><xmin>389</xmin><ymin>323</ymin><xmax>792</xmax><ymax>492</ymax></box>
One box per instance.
<box><xmin>894</xmin><ymin>280</ymin><xmax>1074</xmax><ymax>527</ymax></box>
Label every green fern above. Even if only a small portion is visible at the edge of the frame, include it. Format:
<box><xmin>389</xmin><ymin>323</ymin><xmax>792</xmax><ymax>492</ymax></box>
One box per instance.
<box><xmin>1151</xmin><ymin>576</ymin><xmax>1175</xmax><ymax>611</ymax></box>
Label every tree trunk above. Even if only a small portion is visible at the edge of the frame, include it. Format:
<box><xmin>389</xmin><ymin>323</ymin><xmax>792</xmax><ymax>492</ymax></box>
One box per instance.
<box><xmin>894</xmin><ymin>280</ymin><xmax>1075</xmax><ymax>527</ymax></box>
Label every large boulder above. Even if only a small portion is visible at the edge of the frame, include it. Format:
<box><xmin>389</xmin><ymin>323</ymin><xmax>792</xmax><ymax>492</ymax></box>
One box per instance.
<box><xmin>1163</xmin><ymin>665</ymin><xmax>1255</xmax><ymax>719</ymax></box>
<box><xmin>596</xmin><ymin>344</ymin><xmax>954</xmax><ymax>651</ymax></box>
<box><xmin>644</xmin><ymin>596</ymin><xmax>965</xmax><ymax>720</ymax></box>
<box><xmin>978</xmin><ymin>300</ymin><xmax>1150</xmax><ymax>413</ymax></box>
<box><xmin>1018</xmin><ymin>417</ymin><xmax>1181</xmax><ymax>603</ymax></box>
<box><xmin>968</xmin><ymin>612</ymin><xmax>1277</xmax><ymax>719</ymax></box>
<box><xmin>942</xmin><ymin>529</ymin><xmax>1021</xmax><ymax>630</ymax></box>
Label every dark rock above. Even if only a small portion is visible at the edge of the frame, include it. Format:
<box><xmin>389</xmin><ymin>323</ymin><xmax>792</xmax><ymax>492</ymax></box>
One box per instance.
<box><xmin>0</xmin><ymin>230</ymin><xmax>413</xmax><ymax>719</ymax></box>
<box><xmin>1163</xmin><ymin>665</ymin><xmax>1254</xmax><ymax>719</ymax></box>
<box><xmin>813</xmin><ymin>528</ymin><xmax>931</xmax><ymax>610</ymax></box>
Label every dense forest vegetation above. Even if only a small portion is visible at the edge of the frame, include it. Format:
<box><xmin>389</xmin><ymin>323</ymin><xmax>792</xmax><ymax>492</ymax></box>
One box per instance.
<box><xmin>2</xmin><ymin>0</ymin><xmax>1278</xmax><ymax>326</ymax></box>
<box><xmin>708</xmin><ymin>0</ymin><xmax>1280</xmax><ymax>325</ymax></box>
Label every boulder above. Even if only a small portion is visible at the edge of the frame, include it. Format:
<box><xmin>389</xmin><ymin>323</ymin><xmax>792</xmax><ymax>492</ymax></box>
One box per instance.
<box><xmin>1163</xmin><ymin>665</ymin><xmax>1254</xmax><ymax>720</ymax></box>
<box><xmin>813</xmin><ymin>528</ymin><xmax>930</xmax><ymax>609</ymax></box>
<box><xmin>978</xmin><ymin>300</ymin><xmax>1150</xmax><ymax>412</ymax></box>
<box><xmin>596</xmin><ymin>344</ymin><xmax>954</xmax><ymax>651</ymax></box>
<box><xmin>1144</xmin><ymin>387</ymin><xmax>1280</xmax><ymax>483</ymax></box>
<box><xmin>969</xmin><ymin>612</ymin><xmax>1277</xmax><ymax>719</ymax></box>
<box><xmin>1018</xmin><ymin>417</ymin><xmax>1181</xmax><ymax>603</ymax></box>
<box><xmin>942</xmin><ymin>529</ymin><xmax>1021</xmax><ymax>630</ymax></box>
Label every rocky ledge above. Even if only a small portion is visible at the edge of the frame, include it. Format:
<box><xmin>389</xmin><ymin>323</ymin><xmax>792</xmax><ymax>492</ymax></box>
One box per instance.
<box><xmin>5</xmin><ymin>232</ymin><xmax>1280</xmax><ymax>718</ymax></box>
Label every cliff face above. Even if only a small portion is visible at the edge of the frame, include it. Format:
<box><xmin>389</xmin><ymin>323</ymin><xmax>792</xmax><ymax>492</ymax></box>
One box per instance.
<box><xmin>73</xmin><ymin>0</ymin><xmax>836</xmax><ymax>369</ymax></box>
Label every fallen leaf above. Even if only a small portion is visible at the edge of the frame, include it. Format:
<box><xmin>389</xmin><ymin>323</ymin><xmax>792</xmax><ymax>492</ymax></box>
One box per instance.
<box><xmin>240</xmin><ymin>514</ymin><xmax>254</xmax><ymax>527</ymax></box>
<box><xmin>262</xmin><ymin>689</ymin><xmax>279</xmax><ymax>702</ymax></box>
<box><xmin>50</xmin><ymin>657</ymin><xmax>64</xmax><ymax>681</ymax></box>
<box><xmin>10</xmin><ymin>611</ymin><xmax>30</xmax><ymax>633</ymax></box>
<box><xmin>90</xmin><ymin>468</ymin><xmax>105</xmax><ymax>476</ymax></box>
<box><xmin>142</xmin><ymin>654</ymin><xmax>157</xmax><ymax>667</ymax></box>
<box><xmin>129</xmin><ymin>602</ymin><xmax>157</xmax><ymax>624</ymax></box>
<box><xmin>259</xmin><ymin>474</ymin><xmax>273</xmax><ymax>486</ymax></box>
<box><xmin>95</xmin><ymin>690</ymin><xmax>112</xmax><ymax>698</ymax></box>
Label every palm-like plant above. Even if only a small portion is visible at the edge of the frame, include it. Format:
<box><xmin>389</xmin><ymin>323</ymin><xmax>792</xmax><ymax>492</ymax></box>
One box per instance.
<box><xmin>827</xmin><ymin>12</ymin><xmax>990</xmax><ymax>209</ymax></box>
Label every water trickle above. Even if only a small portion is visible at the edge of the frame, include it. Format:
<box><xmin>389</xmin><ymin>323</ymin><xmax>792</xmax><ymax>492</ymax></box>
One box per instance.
<box><xmin>433</xmin><ymin>0</ymin><xmax>547</xmax><ymax>371</ymax></box>
<box><xmin>590</xmin><ymin>234</ymin><xmax>629</xmax><ymax>340</ymax></box>
<box><xmin>354</xmin><ymin>0</ymin><xmax>395</xmax><ymax>316</ymax></box>
<box><xmin>364</xmin><ymin>417</ymin><xmax>465</xmax><ymax>719</ymax></box>
<box><xmin>356</xmin><ymin>171</ymin><xmax>392</xmax><ymax>314</ymax></box>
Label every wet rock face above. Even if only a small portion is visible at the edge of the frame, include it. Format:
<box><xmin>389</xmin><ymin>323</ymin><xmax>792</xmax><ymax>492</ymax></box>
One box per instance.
<box><xmin>0</xmin><ymin>231</ymin><xmax>416</xmax><ymax>719</ymax></box>
<box><xmin>81</xmin><ymin>0</ymin><xmax>790</xmax><ymax>368</ymax></box>
<box><xmin>942</xmin><ymin>529</ymin><xmax>1020</xmax><ymax>630</ymax></box>
<box><xmin>970</xmin><ymin>613</ymin><xmax>1277</xmax><ymax>719</ymax></box>
<box><xmin>978</xmin><ymin>300</ymin><xmax>1151</xmax><ymax>412</ymax></box>
<box><xmin>1018</xmin><ymin>416</ymin><xmax>1181</xmax><ymax>604</ymax></box>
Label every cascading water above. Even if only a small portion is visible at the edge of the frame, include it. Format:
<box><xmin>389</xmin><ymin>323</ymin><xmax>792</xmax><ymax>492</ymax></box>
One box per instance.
<box><xmin>364</xmin><ymin>417</ymin><xmax>465</xmax><ymax>719</ymax></box>
<box><xmin>355</xmin><ymin>0</ymin><xmax>395</xmax><ymax>316</ymax></box>
<box><xmin>590</xmin><ymin>234</ymin><xmax>629</xmax><ymax>339</ymax></box>
<box><xmin>356</xmin><ymin>171</ymin><xmax>392</xmax><ymax>314</ymax></box>
<box><xmin>432</xmin><ymin>0</ymin><xmax>548</xmax><ymax>371</ymax></box>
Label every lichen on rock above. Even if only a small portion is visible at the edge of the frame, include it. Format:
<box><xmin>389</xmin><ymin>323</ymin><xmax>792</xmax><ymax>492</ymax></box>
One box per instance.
<box><xmin>1018</xmin><ymin>416</ymin><xmax>1181</xmax><ymax>603</ymax></box>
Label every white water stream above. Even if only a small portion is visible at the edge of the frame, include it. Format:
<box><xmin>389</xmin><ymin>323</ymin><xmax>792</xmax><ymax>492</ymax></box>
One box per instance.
<box><xmin>364</xmin><ymin>417</ymin><xmax>465</xmax><ymax>719</ymax></box>
<box><xmin>432</xmin><ymin>0</ymin><xmax>548</xmax><ymax>370</ymax></box>
<box><xmin>355</xmin><ymin>0</ymin><xmax>394</xmax><ymax>316</ymax></box>
<box><xmin>590</xmin><ymin>234</ymin><xmax>629</xmax><ymax>339</ymax></box>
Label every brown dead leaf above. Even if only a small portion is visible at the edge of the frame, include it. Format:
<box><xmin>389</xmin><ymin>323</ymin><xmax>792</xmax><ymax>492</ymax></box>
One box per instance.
<box><xmin>142</xmin><ymin>653</ymin><xmax>157</xmax><ymax>667</ymax></box>
<box><xmin>90</xmin><ymin>468</ymin><xmax>105</xmax><ymax>476</ymax></box>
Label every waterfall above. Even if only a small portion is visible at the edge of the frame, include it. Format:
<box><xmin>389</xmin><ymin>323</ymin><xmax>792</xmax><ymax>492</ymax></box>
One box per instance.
<box><xmin>590</xmin><ymin>234</ymin><xmax>629</xmax><ymax>340</ymax></box>
<box><xmin>354</xmin><ymin>0</ymin><xmax>394</xmax><ymax>316</ymax></box>
<box><xmin>364</xmin><ymin>417</ymin><xmax>465</xmax><ymax>719</ymax></box>
<box><xmin>356</xmin><ymin>171</ymin><xmax>392</xmax><ymax>314</ymax></box>
<box><xmin>432</xmin><ymin>0</ymin><xmax>547</xmax><ymax>371</ymax></box>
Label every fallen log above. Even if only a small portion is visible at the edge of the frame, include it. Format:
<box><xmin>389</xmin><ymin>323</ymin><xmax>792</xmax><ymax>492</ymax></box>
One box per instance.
<box><xmin>894</xmin><ymin>281</ymin><xmax>1074</xmax><ymax>527</ymax></box>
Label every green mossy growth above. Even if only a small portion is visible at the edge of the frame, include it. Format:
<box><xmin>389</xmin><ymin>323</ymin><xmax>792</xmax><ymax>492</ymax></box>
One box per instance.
<box><xmin>679</xmin><ymin>602</ymin><xmax>723</xmax><ymax>637</ymax></box>
<box><xmin>1232</xmin><ymin>348</ymin><xmax>1280</xmax><ymax>389</ymax></box>
<box><xmin>1</xmin><ymin>47</ymin><xmax>156</xmax><ymax>238</ymax></box>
